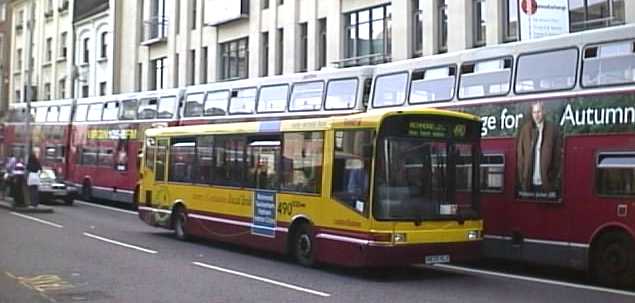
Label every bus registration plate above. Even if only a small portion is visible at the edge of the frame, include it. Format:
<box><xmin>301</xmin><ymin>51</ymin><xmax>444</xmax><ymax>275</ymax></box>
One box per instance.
<box><xmin>425</xmin><ymin>254</ymin><xmax>450</xmax><ymax>264</ymax></box>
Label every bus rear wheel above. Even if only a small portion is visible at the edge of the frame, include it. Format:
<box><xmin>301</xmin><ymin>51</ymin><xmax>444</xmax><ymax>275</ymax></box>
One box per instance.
<box><xmin>292</xmin><ymin>224</ymin><xmax>315</xmax><ymax>267</ymax></box>
<box><xmin>592</xmin><ymin>232</ymin><xmax>635</xmax><ymax>289</ymax></box>
<box><xmin>173</xmin><ymin>206</ymin><xmax>189</xmax><ymax>241</ymax></box>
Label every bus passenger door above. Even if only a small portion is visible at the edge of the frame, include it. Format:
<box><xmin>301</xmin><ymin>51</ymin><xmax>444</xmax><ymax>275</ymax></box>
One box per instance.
<box><xmin>145</xmin><ymin>138</ymin><xmax>170</xmax><ymax>211</ymax></box>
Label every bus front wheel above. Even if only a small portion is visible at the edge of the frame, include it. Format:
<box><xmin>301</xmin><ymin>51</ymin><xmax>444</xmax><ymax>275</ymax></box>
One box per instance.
<box><xmin>592</xmin><ymin>231</ymin><xmax>635</xmax><ymax>289</ymax></box>
<box><xmin>173</xmin><ymin>206</ymin><xmax>189</xmax><ymax>241</ymax></box>
<box><xmin>292</xmin><ymin>224</ymin><xmax>315</xmax><ymax>267</ymax></box>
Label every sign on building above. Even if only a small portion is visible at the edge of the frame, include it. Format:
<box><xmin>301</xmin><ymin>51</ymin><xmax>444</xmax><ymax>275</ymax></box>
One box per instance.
<box><xmin>519</xmin><ymin>0</ymin><xmax>570</xmax><ymax>40</ymax></box>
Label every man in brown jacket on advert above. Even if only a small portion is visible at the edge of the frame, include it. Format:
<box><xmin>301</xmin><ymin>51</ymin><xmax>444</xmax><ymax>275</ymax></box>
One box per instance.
<box><xmin>516</xmin><ymin>101</ymin><xmax>561</xmax><ymax>196</ymax></box>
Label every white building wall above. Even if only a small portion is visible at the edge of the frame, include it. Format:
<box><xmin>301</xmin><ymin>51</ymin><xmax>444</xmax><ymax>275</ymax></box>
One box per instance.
<box><xmin>9</xmin><ymin>0</ymin><xmax>74</xmax><ymax>103</ymax></box>
<box><xmin>73</xmin><ymin>11</ymin><xmax>112</xmax><ymax>97</ymax></box>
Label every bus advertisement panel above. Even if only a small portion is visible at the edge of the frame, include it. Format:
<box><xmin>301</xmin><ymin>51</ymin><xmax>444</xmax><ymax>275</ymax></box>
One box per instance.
<box><xmin>138</xmin><ymin>109</ymin><xmax>483</xmax><ymax>268</ymax></box>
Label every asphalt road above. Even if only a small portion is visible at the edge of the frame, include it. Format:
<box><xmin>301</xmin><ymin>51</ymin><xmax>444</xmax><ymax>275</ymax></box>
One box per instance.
<box><xmin>0</xmin><ymin>200</ymin><xmax>633</xmax><ymax>303</ymax></box>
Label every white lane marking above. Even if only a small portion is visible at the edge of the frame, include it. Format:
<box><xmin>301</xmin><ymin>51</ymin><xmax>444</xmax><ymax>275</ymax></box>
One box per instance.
<box><xmin>83</xmin><ymin>232</ymin><xmax>157</xmax><ymax>254</ymax></box>
<box><xmin>430</xmin><ymin>264</ymin><xmax>635</xmax><ymax>297</ymax></box>
<box><xmin>75</xmin><ymin>201</ymin><xmax>137</xmax><ymax>215</ymax></box>
<box><xmin>192</xmin><ymin>261</ymin><xmax>331</xmax><ymax>297</ymax></box>
<box><xmin>10</xmin><ymin>212</ymin><xmax>64</xmax><ymax>229</ymax></box>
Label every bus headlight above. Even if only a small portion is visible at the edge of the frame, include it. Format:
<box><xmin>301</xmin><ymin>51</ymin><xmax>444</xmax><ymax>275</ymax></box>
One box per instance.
<box><xmin>467</xmin><ymin>230</ymin><xmax>480</xmax><ymax>240</ymax></box>
<box><xmin>392</xmin><ymin>233</ymin><xmax>407</xmax><ymax>243</ymax></box>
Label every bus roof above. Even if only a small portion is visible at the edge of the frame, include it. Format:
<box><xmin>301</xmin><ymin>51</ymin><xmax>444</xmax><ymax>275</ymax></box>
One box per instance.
<box><xmin>145</xmin><ymin>108</ymin><xmax>479</xmax><ymax>137</ymax></box>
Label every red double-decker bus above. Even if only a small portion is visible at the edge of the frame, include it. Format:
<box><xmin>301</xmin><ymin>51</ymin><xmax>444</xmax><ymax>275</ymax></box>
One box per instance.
<box><xmin>367</xmin><ymin>25</ymin><xmax>635</xmax><ymax>288</ymax></box>
<box><xmin>67</xmin><ymin>89</ymin><xmax>182</xmax><ymax>205</ymax></box>
<box><xmin>3</xmin><ymin>100</ymin><xmax>74</xmax><ymax>176</ymax></box>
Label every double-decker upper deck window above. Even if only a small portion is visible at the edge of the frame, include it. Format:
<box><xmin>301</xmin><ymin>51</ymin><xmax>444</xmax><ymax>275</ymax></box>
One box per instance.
<box><xmin>138</xmin><ymin>98</ymin><xmax>158</xmax><ymax>119</ymax></box>
<box><xmin>35</xmin><ymin>107</ymin><xmax>48</xmax><ymax>122</ymax></box>
<box><xmin>74</xmin><ymin>105</ymin><xmax>89</xmax><ymax>122</ymax></box>
<box><xmin>102</xmin><ymin>101</ymin><xmax>119</xmax><ymax>121</ymax></box>
<box><xmin>204</xmin><ymin>90</ymin><xmax>229</xmax><ymax>116</ymax></box>
<box><xmin>257</xmin><ymin>84</ymin><xmax>288</xmax><ymax>113</ymax></box>
<box><xmin>515</xmin><ymin>48</ymin><xmax>578</xmax><ymax>93</ymax></box>
<box><xmin>59</xmin><ymin>106</ymin><xmax>72</xmax><ymax>122</ymax></box>
<box><xmin>290</xmin><ymin>81</ymin><xmax>324</xmax><ymax>112</ymax></box>
<box><xmin>596</xmin><ymin>152</ymin><xmax>635</xmax><ymax>197</ymax></box>
<box><xmin>459</xmin><ymin>57</ymin><xmax>512</xmax><ymax>99</ymax></box>
<box><xmin>325</xmin><ymin>78</ymin><xmax>358</xmax><ymax>110</ymax></box>
<box><xmin>46</xmin><ymin>106</ymin><xmax>59</xmax><ymax>122</ymax></box>
<box><xmin>157</xmin><ymin>96</ymin><xmax>176</xmax><ymax>119</ymax></box>
<box><xmin>184</xmin><ymin>93</ymin><xmax>204</xmax><ymax>117</ymax></box>
<box><xmin>372</xmin><ymin>72</ymin><xmax>408</xmax><ymax>108</ymax></box>
<box><xmin>119</xmin><ymin>99</ymin><xmax>138</xmax><ymax>120</ymax></box>
<box><xmin>229</xmin><ymin>88</ymin><xmax>257</xmax><ymax>115</ymax></box>
<box><xmin>410</xmin><ymin>66</ymin><xmax>456</xmax><ymax>103</ymax></box>
<box><xmin>87</xmin><ymin>104</ymin><xmax>103</xmax><ymax>121</ymax></box>
<box><xmin>582</xmin><ymin>40</ymin><xmax>635</xmax><ymax>87</ymax></box>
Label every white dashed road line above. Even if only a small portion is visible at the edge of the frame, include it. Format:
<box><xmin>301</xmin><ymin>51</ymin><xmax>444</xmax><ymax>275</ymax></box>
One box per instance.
<box><xmin>75</xmin><ymin>201</ymin><xmax>138</xmax><ymax>215</ymax></box>
<box><xmin>430</xmin><ymin>264</ymin><xmax>635</xmax><ymax>297</ymax></box>
<box><xmin>192</xmin><ymin>261</ymin><xmax>331</xmax><ymax>298</ymax></box>
<box><xmin>10</xmin><ymin>212</ymin><xmax>64</xmax><ymax>229</ymax></box>
<box><xmin>83</xmin><ymin>232</ymin><xmax>158</xmax><ymax>254</ymax></box>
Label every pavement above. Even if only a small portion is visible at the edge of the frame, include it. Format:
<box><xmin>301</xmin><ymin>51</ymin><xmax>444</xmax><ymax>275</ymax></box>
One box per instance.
<box><xmin>0</xmin><ymin>195</ymin><xmax>54</xmax><ymax>213</ymax></box>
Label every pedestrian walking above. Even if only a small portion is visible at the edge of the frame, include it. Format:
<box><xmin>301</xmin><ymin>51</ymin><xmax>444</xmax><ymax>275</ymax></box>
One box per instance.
<box><xmin>4</xmin><ymin>153</ymin><xmax>16</xmax><ymax>199</ymax></box>
<box><xmin>26</xmin><ymin>153</ymin><xmax>42</xmax><ymax>208</ymax></box>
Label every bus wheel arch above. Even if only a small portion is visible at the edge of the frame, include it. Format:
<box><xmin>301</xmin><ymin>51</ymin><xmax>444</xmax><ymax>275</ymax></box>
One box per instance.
<box><xmin>287</xmin><ymin>217</ymin><xmax>316</xmax><ymax>267</ymax></box>
<box><xmin>171</xmin><ymin>202</ymin><xmax>189</xmax><ymax>241</ymax></box>
<box><xmin>589</xmin><ymin>226</ymin><xmax>635</xmax><ymax>288</ymax></box>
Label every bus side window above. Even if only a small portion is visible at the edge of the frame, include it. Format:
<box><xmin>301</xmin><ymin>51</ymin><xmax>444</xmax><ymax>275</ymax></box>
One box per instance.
<box><xmin>596</xmin><ymin>152</ymin><xmax>635</xmax><ymax>197</ymax></box>
<box><xmin>155</xmin><ymin>139</ymin><xmax>168</xmax><ymax>182</ymax></box>
<box><xmin>246</xmin><ymin>136</ymin><xmax>281</xmax><ymax>190</ymax></box>
<box><xmin>480</xmin><ymin>154</ymin><xmax>505</xmax><ymax>192</ymax></box>
<box><xmin>332</xmin><ymin>129</ymin><xmax>374</xmax><ymax>213</ymax></box>
<box><xmin>169</xmin><ymin>138</ymin><xmax>196</xmax><ymax>183</ymax></box>
<box><xmin>582</xmin><ymin>40</ymin><xmax>635</xmax><ymax>87</ymax></box>
<box><xmin>281</xmin><ymin>131</ymin><xmax>324</xmax><ymax>194</ymax></box>
<box><xmin>145</xmin><ymin>138</ymin><xmax>156</xmax><ymax>172</ymax></box>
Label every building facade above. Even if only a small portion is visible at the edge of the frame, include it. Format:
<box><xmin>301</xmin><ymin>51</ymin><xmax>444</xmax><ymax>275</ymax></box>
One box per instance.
<box><xmin>9</xmin><ymin>0</ymin><xmax>73</xmax><ymax>103</ymax></box>
<box><xmin>7</xmin><ymin>0</ymin><xmax>635</xmax><ymax>100</ymax></box>
<box><xmin>73</xmin><ymin>0</ymin><xmax>114</xmax><ymax>98</ymax></box>
<box><xmin>0</xmin><ymin>0</ymin><xmax>12</xmax><ymax>114</ymax></box>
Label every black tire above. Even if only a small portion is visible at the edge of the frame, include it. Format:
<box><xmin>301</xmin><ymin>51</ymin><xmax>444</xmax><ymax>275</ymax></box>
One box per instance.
<box><xmin>173</xmin><ymin>206</ymin><xmax>189</xmax><ymax>241</ymax></box>
<box><xmin>81</xmin><ymin>181</ymin><xmax>92</xmax><ymax>201</ymax></box>
<box><xmin>292</xmin><ymin>224</ymin><xmax>316</xmax><ymax>267</ymax></box>
<box><xmin>592</xmin><ymin>232</ymin><xmax>635</xmax><ymax>289</ymax></box>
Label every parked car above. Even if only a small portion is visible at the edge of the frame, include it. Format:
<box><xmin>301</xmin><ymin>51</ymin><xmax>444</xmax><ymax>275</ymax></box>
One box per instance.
<box><xmin>38</xmin><ymin>167</ymin><xmax>78</xmax><ymax>205</ymax></box>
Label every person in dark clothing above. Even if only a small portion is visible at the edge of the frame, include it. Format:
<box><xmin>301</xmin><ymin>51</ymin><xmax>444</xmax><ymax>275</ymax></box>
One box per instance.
<box><xmin>26</xmin><ymin>153</ymin><xmax>42</xmax><ymax>208</ymax></box>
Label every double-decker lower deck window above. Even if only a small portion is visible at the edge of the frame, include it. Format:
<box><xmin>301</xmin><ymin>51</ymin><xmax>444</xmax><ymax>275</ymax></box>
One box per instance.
<box><xmin>596</xmin><ymin>152</ymin><xmax>635</xmax><ymax>196</ymax></box>
<box><xmin>480</xmin><ymin>154</ymin><xmax>504</xmax><ymax>192</ymax></box>
<box><xmin>98</xmin><ymin>148</ymin><xmax>114</xmax><ymax>167</ymax></box>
